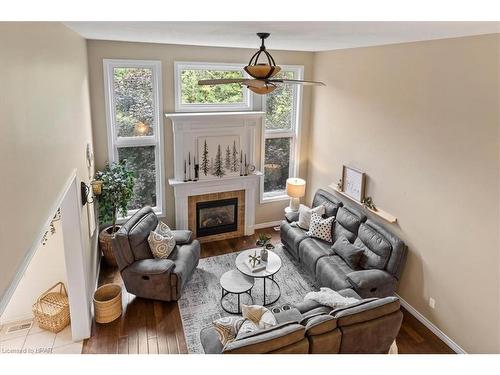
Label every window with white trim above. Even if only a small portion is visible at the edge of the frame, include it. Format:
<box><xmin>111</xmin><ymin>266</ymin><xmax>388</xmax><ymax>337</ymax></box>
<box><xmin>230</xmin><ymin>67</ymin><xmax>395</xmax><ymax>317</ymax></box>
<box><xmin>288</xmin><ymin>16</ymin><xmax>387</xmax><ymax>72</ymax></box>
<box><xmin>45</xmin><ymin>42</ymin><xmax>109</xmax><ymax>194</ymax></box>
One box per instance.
<box><xmin>174</xmin><ymin>61</ymin><xmax>252</xmax><ymax>112</ymax></box>
<box><xmin>261</xmin><ymin>66</ymin><xmax>303</xmax><ymax>202</ymax></box>
<box><xmin>103</xmin><ymin>59</ymin><xmax>164</xmax><ymax>217</ymax></box>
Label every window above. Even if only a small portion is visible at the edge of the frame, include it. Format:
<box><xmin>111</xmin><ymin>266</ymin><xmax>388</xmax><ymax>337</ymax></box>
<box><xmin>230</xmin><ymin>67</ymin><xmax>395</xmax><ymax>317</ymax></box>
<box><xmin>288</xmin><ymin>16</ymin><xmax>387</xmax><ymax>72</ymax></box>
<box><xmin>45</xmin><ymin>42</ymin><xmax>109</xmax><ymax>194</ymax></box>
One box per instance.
<box><xmin>261</xmin><ymin>66</ymin><xmax>303</xmax><ymax>202</ymax></box>
<box><xmin>103</xmin><ymin>59</ymin><xmax>164</xmax><ymax>217</ymax></box>
<box><xmin>174</xmin><ymin>62</ymin><xmax>252</xmax><ymax>112</ymax></box>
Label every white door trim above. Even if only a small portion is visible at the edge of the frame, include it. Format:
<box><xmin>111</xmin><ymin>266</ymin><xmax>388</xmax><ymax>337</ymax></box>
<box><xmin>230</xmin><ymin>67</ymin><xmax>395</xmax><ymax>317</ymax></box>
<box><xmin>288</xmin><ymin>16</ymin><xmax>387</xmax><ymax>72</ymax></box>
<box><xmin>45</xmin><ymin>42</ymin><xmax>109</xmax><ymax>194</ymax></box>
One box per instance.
<box><xmin>60</xmin><ymin>174</ymin><xmax>92</xmax><ymax>341</ymax></box>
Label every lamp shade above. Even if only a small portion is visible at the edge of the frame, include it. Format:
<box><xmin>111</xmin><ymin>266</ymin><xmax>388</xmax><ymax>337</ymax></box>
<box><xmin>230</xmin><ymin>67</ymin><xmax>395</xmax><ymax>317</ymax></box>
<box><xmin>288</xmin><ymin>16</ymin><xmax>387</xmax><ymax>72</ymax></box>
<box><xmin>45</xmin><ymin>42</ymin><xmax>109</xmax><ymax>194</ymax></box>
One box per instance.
<box><xmin>286</xmin><ymin>178</ymin><xmax>306</xmax><ymax>198</ymax></box>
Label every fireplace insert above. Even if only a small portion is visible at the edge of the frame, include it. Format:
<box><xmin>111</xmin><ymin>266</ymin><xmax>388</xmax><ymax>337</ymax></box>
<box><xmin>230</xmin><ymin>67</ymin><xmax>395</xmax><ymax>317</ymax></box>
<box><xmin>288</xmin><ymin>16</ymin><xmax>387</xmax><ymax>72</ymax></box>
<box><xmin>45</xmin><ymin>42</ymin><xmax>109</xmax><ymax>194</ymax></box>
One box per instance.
<box><xmin>196</xmin><ymin>197</ymin><xmax>238</xmax><ymax>237</ymax></box>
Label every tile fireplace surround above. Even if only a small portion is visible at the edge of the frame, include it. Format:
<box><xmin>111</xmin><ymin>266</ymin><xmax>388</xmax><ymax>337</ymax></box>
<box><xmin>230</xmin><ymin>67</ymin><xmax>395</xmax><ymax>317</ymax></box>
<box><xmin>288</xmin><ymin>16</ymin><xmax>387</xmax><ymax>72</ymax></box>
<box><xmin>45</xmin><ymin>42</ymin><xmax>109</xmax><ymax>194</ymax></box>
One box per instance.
<box><xmin>166</xmin><ymin>112</ymin><xmax>264</xmax><ymax>239</ymax></box>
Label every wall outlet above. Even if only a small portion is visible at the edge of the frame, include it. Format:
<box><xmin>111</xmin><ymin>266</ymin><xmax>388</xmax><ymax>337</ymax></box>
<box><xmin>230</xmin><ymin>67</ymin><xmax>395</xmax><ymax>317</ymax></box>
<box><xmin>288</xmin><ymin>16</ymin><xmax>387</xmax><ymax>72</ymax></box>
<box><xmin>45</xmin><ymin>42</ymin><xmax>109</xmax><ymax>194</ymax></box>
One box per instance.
<box><xmin>429</xmin><ymin>297</ymin><xmax>436</xmax><ymax>309</ymax></box>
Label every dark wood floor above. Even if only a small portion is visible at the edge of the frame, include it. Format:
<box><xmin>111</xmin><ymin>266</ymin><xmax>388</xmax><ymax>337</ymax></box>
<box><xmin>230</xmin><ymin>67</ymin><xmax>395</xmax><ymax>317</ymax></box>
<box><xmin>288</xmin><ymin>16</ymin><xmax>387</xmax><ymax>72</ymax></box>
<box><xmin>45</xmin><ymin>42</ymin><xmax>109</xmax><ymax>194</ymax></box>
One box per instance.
<box><xmin>82</xmin><ymin>227</ymin><xmax>454</xmax><ymax>354</ymax></box>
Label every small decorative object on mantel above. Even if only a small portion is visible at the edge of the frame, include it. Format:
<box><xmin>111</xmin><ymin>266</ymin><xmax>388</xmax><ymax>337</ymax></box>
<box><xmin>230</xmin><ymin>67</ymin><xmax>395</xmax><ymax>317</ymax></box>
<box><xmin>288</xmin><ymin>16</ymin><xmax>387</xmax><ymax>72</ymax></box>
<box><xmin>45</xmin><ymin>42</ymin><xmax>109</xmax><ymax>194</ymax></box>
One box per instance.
<box><xmin>183</xmin><ymin>160</ymin><xmax>188</xmax><ymax>182</ymax></box>
<box><xmin>361</xmin><ymin>196</ymin><xmax>377</xmax><ymax>211</ymax></box>
<box><xmin>336</xmin><ymin>178</ymin><xmax>343</xmax><ymax>191</ymax></box>
<box><xmin>197</xmin><ymin>135</ymin><xmax>241</xmax><ymax>180</ymax></box>
<box><xmin>194</xmin><ymin>157</ymin><xmax>199</xmax><ymax>181</ymax></box>
<box><xmin>188</xmin><ymin>152</ymin><xmax>192</xmax><ymax>181</ymax></box>
<box><xmin>341</xmin><ymin>165</ymin><xmax>366</xmax><ymax>202</ymax></box>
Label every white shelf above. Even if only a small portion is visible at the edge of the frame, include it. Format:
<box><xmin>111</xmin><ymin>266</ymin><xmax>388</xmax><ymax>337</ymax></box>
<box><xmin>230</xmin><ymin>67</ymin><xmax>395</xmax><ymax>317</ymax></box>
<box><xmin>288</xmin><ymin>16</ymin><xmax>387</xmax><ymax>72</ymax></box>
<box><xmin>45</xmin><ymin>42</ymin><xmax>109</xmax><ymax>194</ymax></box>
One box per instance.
<box><xmin>327</xmin><ymin>185</ymin><xmax>397</xmax><ymax>224</ymax></box>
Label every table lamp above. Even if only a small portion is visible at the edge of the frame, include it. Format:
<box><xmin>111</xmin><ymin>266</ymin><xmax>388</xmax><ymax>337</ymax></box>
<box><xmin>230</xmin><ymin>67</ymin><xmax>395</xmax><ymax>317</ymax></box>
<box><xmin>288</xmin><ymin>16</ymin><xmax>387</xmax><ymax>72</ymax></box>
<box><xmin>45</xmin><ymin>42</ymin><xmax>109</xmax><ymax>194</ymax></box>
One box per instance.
<box><xmin>286</xmin><ymin>177</ymin><xmax>306</xmax><ymax>212</ymax></box>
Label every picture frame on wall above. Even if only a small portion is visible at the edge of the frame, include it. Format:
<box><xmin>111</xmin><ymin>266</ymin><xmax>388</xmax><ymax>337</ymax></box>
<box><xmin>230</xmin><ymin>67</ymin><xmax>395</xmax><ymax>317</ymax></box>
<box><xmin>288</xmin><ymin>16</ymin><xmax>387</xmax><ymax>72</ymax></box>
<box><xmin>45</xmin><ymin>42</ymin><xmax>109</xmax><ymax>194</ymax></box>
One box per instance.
<box><xmin>342</xmin><ymin>165</ymin><xmax>366</xmax><ymax>202</ymax></box>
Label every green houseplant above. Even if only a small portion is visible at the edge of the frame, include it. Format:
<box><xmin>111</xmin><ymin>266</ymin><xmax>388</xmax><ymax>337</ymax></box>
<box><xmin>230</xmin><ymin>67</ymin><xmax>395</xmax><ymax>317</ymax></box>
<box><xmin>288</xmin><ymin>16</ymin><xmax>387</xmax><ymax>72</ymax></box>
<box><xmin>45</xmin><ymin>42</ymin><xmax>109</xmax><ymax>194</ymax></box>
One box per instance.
<box><xmin>95</xmin><ymin>161</ymin><xmax>134</xmax><ymax>266</ymax></box>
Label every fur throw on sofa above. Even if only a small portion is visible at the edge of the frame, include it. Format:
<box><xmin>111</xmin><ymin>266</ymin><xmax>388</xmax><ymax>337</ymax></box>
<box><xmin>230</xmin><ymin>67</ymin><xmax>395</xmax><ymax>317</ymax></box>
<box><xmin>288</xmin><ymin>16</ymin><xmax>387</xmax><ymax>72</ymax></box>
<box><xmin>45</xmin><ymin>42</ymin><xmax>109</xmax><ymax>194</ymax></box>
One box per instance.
<box><xmin>304</xmin><ymin>287</ymin><xmax>358</xmax><ymax>308</ymax></box>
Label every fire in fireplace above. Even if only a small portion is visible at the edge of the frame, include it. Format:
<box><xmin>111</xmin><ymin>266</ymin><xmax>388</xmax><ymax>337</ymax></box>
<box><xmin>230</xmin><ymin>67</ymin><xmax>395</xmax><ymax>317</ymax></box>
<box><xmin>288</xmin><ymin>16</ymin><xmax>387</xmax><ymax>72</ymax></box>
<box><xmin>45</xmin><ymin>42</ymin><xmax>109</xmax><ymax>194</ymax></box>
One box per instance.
<box><xmin>196</xmin><ymin>198</ymin><xmax>238</xmax><ymax>237</ymax></box>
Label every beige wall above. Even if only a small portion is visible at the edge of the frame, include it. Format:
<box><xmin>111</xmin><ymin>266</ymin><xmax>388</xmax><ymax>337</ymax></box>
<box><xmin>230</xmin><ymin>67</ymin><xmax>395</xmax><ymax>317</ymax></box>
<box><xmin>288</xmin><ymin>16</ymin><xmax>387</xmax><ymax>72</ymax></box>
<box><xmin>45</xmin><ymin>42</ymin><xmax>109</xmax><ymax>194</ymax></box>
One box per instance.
<box><xmin>86</xmin><ymin>40</ymin><xmax>314</xmax><ymax>227</ymax></box>
<box><xmin>308</xmin><ymin>34</ymin><xmax>500</xmax><ymax>353</ymax></box>
<box><xmin>0</xmin><ymin>23</ymin><xmax>96</xmax><ymax>305</ymax></box>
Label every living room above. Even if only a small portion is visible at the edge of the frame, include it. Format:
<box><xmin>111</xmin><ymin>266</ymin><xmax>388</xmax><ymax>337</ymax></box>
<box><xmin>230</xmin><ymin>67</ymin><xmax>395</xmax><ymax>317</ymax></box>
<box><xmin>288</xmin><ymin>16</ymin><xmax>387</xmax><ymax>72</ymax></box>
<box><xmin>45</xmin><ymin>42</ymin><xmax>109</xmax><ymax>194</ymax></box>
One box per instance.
<box><xmin>1</xmin><ymin>1</ymin><xmax>499</xmax><ymax>372</ymax></box>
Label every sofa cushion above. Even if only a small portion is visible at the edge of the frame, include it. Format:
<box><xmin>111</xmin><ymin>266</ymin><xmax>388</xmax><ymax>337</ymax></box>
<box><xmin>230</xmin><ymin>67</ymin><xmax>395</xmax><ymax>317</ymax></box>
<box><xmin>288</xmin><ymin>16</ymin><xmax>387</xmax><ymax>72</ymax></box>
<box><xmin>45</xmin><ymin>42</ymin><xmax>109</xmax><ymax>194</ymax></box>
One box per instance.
<box><xmin>297</xmin><ymin>204</ymin><xmax>326</xmax><ymax>230</ymax></box>
<box><xmin>312</xmin><ymin>189</ymin><xmax>342</xmax><ymax>218</ymax></box>
<box><xmin>299</xmin><ymin>238</ymin><xmax>334</xmax><ymax>276</ymax></box>
<box><xmin>332</xmin><ymin>206</ymin><xmax>366</xmax><ymax>243</ymax></box>
<box><xmin>284</xmin><ymin>210</ymin><xmax>299</xmax><ymax>223</ymax></box>
<box><xmin>128</xmin><ymin>258</ymin><xmax>175</xmax><ymax>275</ymax></box>
<box><xmin>332</xmin><ymin>296</ymin><xmax>401</xmax><ymax>327</ymax></box>
<box><xmin>280</xmin><ymin>221</ymin><xmax>308</xmax><ymax>260</ymax></box>
<box><xmin>365</xmin><ymin>220</ymin><xmax>407</xmax><ymax>279</ymax></box>
<box><xmin>168</xmin><ymin>240</ymin><xmax>201</xmax><ymax>290</ymax></box>
<box><xmin>172</xmin><ymin>230</ymin><xmax>193</xmax><ymax>245</ymax></box>
<box><xmin>315</xmin><ymin>255</ymin><xmax>352</xmax><ymax>291</ymax></box>
<box><xmin>356</xmin><ymin>223</ymin><xmax>392</xmax><ymax>270</ymax></box>
<box><xmin>332</xmin><ymin>235</ymin><xmax>363</xmax><ymax>270</ymax></box>
<box><xmin>306</xmin><ymin>213</ymin><xmax>335</xmax><ymax>242</ymax></box>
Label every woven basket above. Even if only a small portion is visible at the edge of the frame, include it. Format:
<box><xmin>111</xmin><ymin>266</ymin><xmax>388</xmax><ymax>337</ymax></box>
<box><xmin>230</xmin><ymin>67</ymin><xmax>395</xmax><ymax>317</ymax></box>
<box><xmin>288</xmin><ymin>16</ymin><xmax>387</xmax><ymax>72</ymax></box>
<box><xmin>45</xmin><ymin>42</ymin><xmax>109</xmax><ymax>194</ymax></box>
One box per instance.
<box><xmin>93</xmin><ymin>284</ymin><xmax>122</xmax><ymax>324</ymax></box>
<box><xmin>32</xmin><ymin>282</ymin><xmax>70</xmax><ymax>333</ymax></box>
<box><xmin>99</xmin><ymin>226</ymin><xmax>120</xmax><ymax>267</ymax></box>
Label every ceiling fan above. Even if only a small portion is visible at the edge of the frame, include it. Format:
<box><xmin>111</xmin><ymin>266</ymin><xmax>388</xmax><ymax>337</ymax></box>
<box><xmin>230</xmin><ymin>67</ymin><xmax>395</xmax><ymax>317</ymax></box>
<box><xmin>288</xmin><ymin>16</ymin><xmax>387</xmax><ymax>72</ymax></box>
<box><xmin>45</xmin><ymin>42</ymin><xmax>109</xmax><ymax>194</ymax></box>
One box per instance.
<box><xmin>198</xmin><ymin>32</ymin><xmax>325</xmax><ymax>94</ymax></box>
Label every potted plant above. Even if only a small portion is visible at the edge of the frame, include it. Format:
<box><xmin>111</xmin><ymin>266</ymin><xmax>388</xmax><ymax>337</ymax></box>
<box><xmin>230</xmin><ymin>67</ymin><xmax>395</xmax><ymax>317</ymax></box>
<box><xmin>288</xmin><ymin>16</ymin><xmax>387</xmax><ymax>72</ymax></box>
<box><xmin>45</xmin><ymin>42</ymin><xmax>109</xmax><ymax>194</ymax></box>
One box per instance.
<box><xmin>95</xmin><ymin>161</ymin><xmax>134</xmax><ymax>266</ymax></box>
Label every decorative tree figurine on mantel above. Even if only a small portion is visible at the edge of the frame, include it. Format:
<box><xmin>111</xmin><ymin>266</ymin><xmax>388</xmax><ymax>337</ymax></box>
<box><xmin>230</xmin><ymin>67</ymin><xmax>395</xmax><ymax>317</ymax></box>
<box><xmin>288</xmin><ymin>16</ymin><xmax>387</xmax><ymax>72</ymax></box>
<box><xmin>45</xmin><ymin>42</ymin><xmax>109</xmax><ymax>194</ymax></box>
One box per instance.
<box><xmin>213</xmin><ymin>145</ymin><xmax>225</xmax><ymax>178</ymax></box>
<box><xmin>201</xmin><ymin>139</ymin><xmax>209</xmax><ymax>176</ymax></box>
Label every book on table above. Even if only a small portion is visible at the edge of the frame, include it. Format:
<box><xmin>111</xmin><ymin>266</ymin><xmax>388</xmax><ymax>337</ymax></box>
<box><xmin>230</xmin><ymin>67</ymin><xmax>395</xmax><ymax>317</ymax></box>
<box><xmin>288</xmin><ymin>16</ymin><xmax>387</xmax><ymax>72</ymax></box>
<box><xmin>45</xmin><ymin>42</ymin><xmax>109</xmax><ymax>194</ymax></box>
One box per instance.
<box><xmin>246</xmin><ymin>260</ymin><xmax>267</xmax><ymax>273</ymax></box>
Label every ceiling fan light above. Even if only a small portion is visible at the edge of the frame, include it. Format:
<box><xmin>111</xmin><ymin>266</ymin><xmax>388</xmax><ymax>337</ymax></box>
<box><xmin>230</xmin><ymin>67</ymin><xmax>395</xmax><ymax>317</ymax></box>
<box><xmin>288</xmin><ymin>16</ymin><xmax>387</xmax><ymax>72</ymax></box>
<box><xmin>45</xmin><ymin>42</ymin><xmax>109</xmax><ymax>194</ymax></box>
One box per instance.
<box><xmin>248</xmin><ymin>85</ymin><xmax>276</xmax><ymax>94</ymax></box>
<box><xmin>245</xmin><ymin>64</ymin><xmax>281</xmax><ymax>79</ymax></box>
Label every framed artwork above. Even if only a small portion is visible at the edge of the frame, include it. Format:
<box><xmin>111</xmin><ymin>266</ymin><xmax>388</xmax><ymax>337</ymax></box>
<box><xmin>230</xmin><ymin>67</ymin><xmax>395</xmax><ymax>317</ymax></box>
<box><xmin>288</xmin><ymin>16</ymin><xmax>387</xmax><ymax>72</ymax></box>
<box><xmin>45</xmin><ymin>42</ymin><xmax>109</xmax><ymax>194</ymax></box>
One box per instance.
<box><xmin>197</xmin><ymin>135</ymin><xmax>241</xmax><ymax>179</ymax></box>
<box><xmin>342</xmin><ymin>165</ymin><xmax>366</xmax><ymax>202</ymax></box>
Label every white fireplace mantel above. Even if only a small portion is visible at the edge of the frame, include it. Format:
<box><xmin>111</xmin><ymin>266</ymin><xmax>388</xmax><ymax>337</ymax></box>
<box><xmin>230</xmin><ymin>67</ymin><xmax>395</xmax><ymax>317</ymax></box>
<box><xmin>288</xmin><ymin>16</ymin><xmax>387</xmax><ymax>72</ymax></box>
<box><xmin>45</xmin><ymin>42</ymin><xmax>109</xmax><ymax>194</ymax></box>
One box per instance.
<box><xmin>165</xmin><ymin>111</ymin><xmax>265</xmax><ymax>235</ymax></box>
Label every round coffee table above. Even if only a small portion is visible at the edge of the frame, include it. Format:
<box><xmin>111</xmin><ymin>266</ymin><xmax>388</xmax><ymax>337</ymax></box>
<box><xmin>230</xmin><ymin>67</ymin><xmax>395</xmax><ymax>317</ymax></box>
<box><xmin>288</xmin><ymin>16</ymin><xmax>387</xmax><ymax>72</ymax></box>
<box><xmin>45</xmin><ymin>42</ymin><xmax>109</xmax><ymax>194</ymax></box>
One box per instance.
<box><xmin>235</xmin><ymin>249</ymin><xmax>282</xmax><ymax>306</ymax></box>
<box><xmin>220</xmin><ymin>269</ymin><xmax>254</xmax><ymax>314</ymax></box>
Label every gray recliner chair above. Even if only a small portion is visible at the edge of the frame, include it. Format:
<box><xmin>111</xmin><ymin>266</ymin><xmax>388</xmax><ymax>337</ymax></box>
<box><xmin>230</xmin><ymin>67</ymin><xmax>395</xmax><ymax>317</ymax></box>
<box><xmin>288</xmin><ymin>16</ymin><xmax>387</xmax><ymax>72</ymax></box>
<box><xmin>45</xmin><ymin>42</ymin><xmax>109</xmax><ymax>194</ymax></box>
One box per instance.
<box><xmin>112</xmin><ymin>206</ymin><xmax>200</xmax><ymax>302</ymax></box>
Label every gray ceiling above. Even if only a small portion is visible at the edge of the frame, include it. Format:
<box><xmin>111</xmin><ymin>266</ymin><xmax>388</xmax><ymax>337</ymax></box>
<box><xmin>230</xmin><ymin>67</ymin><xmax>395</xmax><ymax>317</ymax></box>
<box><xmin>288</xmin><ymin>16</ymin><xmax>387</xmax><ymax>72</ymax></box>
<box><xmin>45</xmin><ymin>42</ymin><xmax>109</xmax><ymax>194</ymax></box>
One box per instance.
<box><xmin>64</xmin><ymin>21</ymin><xmax>500</xmax><ymax>52</ymax></box>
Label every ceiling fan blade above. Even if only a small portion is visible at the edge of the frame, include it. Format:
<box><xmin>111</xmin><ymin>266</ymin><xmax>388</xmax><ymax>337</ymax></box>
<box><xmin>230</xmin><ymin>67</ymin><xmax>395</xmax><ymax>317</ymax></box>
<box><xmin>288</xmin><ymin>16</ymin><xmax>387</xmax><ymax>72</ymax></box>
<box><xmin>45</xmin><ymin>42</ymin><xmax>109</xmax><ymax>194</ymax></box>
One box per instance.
<box><xmin>269</xmin><ymin>78</ymin><xmax>326</xmax><ymax>86</ymax></box>
<box><xmin>198</xmin><ymin>78</ymin><xmax>248</xmax><ymax>85</ymax></box>
<box><xmin>243</xmin><ymin>79</ymin><xmax>267</xmax><ymax>88</ymax></box>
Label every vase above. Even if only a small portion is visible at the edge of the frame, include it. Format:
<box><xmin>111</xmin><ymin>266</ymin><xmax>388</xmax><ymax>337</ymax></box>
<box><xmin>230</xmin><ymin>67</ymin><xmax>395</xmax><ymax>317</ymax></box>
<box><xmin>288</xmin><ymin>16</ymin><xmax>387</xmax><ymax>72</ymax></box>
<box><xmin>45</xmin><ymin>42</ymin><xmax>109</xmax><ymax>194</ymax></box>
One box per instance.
<box><xmin>260</xmin><ymin>247</ymin><xmax>268</xmax><ymax>262</ymax></box>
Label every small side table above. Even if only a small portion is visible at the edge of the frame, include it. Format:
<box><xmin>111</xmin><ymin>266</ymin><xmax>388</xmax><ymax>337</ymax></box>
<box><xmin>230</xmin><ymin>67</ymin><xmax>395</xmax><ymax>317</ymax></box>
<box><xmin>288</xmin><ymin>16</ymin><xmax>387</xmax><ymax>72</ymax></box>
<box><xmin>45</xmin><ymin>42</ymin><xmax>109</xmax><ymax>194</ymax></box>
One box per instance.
<box><xmin>220</xmin><ymin>269</ymin><xmax>254</xmax><ymax>314</ymax></box>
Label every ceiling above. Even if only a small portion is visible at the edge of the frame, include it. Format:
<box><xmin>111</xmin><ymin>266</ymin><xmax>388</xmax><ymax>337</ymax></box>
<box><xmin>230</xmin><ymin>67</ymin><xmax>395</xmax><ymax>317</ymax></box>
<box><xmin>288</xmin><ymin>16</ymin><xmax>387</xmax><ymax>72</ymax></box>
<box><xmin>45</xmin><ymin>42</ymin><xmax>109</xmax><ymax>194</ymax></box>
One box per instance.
<box><xmin>64</xmin><ymin>22</ymin><xmax>500</xmax><ymax>52</ymax></box>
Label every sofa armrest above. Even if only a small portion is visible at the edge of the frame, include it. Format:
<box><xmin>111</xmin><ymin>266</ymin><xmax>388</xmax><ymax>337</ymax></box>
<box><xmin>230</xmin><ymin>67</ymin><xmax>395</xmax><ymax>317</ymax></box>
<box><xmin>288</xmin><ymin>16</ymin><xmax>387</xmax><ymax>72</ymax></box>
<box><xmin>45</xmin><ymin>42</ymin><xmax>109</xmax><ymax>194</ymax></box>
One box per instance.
<box><xmin>172</xmin><ymin>230</ymin><xmax>193</xmax><ymax>245</ymax></box>
<box><xmin>346</xmin><ymin>269</ymin><xmax>396</xmax><ymax>290</ymax></box>
<box><xmin>284</xmin><ymin>211</ymin><xmax>299</xmax><ymax>223</ymax></box>
<box><xmin>127</xmin><ymin>258</ymin><xmax>175</xmax><ymax>275</ymax></box>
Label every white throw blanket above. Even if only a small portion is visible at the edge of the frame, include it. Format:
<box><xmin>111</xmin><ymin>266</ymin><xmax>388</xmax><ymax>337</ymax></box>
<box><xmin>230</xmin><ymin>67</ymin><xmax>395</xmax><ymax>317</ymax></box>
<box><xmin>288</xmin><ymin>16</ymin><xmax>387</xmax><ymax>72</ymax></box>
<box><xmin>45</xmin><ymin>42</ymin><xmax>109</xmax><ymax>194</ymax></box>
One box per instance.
<box><xmin>304</xmin><ymin>287</ymin><xmax>359</xmax><ymax>308</ymax></box>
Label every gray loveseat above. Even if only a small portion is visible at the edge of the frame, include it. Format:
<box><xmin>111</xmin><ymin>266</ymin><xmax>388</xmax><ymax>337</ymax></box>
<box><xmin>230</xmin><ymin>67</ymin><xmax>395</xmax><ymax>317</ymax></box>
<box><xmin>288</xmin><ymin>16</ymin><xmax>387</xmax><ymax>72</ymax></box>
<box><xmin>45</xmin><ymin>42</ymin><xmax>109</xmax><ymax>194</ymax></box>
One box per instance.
<box><xmin>112</xmin><ymin>206</ymin><xmax>200</xmax><ymax>302</ymax></box>
<box><xmin>280</xmin><ymin>189</ymin><xmax>407</xmax><ymax>298</ymax></box>
<box><xmin>200</xmin><ymin>288</ymin><xmax>403</xmax><ymax>354</ymax></box>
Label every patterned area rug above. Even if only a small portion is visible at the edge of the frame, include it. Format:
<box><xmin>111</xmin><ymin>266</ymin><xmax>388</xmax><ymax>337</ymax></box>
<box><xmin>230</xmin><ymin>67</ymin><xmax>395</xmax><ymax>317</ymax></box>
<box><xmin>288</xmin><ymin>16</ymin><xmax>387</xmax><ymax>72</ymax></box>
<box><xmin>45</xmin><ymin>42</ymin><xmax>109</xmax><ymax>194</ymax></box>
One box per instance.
<box><xmin>178</xmin><ymin>245</ymin><xmax>318</xmax><ymax>353</ymax></box>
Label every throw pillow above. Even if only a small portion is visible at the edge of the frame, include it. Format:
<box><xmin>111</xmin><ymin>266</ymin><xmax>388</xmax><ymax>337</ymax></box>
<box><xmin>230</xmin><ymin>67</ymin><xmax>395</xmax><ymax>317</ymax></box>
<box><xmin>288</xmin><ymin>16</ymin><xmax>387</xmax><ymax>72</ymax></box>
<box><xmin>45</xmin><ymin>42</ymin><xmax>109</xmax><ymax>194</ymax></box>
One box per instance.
<box><xmin>235</xmin><ymin>319</ymin><xmax>259</xmax><ymax>340</ymax></box>
<box><xmin>147</xmin><ymin>222</ymin><xmax>176</xmax><ymax>259</ymax></box>
<box><xmin>306</xmin><ymin>213</ymin><xmax>335</xmax><ymax>242</ymax></box>
<box><xmin>241</xmin><ymin>304</ymin><xmax>277</xmax><ymax>329</ymax></box>
<box><xmin>212</xmin><ymin>316</ymin><xmax>245</xmax><ymax>346</ymax></box>
<box><xmin>297</xmin><ymin>204</ymin><xmax>326</xmax><ymax>230</ymax></box>
<box><xmin>332</xmin><ymin>235</ymin><xmax>364</xmax><ymax>269</ymax></box>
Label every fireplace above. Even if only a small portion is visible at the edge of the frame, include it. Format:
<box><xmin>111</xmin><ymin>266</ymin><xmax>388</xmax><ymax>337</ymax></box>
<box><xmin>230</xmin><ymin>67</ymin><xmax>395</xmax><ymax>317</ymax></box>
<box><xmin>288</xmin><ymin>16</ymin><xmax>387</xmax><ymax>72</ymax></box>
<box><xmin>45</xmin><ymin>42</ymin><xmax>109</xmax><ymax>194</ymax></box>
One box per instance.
<box><xmin>196</xmin><ymin>198</ymin><xmax>238</xmax><ymax>237</ymax></box>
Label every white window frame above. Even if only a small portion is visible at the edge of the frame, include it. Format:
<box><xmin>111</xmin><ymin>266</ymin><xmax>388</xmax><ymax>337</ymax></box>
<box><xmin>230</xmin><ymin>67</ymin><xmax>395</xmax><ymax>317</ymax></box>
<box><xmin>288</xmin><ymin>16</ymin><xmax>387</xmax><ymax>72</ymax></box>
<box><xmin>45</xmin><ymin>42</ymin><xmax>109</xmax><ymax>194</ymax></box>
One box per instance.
<box><xmin>260</xmin><ymin>65</ymin><xmax>304</xmax><ymax>203</ymax></box>
<box><xmin>103</xmin><ymin>59</ymin><xmax>165</xmax><ymax>219</ymax></box>
<box><xmin>174</xmin><ymin>61</ymin><xmax>253</xmax><ymax>112</ymax></box>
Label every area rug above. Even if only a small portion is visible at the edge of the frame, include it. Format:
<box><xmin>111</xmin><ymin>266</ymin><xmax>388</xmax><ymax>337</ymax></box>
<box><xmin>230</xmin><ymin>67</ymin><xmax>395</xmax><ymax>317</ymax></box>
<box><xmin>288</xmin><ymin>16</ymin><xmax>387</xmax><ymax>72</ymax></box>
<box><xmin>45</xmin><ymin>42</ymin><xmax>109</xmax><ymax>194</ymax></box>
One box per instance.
<box><xmin>178</xmin><ymin>244</ymin><xmax>318</xmax><ymax>353</ymax></box>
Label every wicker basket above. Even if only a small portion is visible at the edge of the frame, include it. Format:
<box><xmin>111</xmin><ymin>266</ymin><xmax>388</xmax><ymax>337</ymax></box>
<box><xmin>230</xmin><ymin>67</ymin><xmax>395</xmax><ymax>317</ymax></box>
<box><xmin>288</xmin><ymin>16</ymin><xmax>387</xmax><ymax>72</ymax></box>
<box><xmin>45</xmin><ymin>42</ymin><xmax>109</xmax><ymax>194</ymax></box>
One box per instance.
<box><xmin>99</xmin><ymin>226</ymin><xmax>120</xmax><ymax>266</ymax></box>
<box><xmin>32</xmin><ymin>282</ymin><xmax>70</xmax><ymax>333</ymax></box>
<box><xmin>93</xmin><ymin>284</ymin><xmax>122</xmax><ymax>324</ymax></box>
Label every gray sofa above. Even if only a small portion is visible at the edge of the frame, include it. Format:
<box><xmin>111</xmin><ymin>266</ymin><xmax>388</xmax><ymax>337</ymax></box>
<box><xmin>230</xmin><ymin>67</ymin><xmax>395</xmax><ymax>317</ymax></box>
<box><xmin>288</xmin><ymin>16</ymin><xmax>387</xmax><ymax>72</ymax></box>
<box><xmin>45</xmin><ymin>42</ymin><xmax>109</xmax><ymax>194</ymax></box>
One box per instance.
<box><xmin>280</xmin><ymin>189</ymin><xmax>407</xmax><ymax>298</ymax></box>
<box><xmin>112</xmin><ymin>206</ymin><xmax>200</xmax><ymax>302</ymax></box>
<box><xmin>200</xmin><ymin>288</ymin><xmax>403</xmax><ymax>354</ymax></box>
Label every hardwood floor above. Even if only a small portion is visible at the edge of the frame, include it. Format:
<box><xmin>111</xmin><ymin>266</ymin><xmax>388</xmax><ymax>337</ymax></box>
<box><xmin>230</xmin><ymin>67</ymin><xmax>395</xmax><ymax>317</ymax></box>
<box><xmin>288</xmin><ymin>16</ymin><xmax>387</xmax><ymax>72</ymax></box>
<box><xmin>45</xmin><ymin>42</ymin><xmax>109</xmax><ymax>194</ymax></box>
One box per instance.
<box><xmin>82</xmin><ymin>227</ymin><xmax>454</xmax><ymax>354</ymax></box>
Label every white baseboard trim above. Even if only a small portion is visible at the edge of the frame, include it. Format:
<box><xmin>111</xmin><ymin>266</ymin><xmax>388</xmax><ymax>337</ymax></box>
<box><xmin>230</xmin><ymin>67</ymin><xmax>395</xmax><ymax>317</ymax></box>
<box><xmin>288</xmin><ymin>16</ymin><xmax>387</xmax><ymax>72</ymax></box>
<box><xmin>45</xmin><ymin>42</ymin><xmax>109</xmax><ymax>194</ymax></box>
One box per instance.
<box><xmin>395</xmin><ymin>293</ymin><xmax>466</xmax><ymax>354</ymax></box>
<box><xmin>253</xmin><ymin>220</ymin><xmax>282</xmax><ymax>230</ymax></box>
